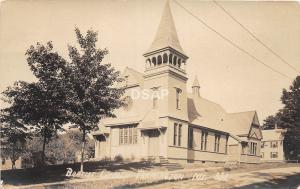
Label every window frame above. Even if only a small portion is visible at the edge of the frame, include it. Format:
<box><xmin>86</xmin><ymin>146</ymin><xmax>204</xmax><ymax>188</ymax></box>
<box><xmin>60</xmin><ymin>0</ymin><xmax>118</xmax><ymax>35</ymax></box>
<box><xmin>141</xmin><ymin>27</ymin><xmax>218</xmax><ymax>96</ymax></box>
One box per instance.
<box><xmin>173</xmin><ymin>123</ymin><xmax>178</xmax><ymax>146</ymax></box>
<box><xmin>175</xmin><ymin>88</ymin><xmax>182</xmax><ymax>110</ymax></box>
<box><xmin>201</xmin><ymin>131</ymin><xmax>208</xmax><ymax>151</ymax></box>
<box><xmin>188</xmin><ymin>127</ymin><xmax>194</xmax><ymax>149</ymax></box>
<box><xmin>119</xmin><ymin>125</ymin><xmax>138</xmax><ymax>145</ymax></box>
<box><xmin>214</xmin><ymin>134</ymin><xmax>221</xmax><ymax>153</ymax></box>
<box><xmin>178</xmin><ymin>124</ymin><xmax>182</xmax><ymax>146</ymax></box>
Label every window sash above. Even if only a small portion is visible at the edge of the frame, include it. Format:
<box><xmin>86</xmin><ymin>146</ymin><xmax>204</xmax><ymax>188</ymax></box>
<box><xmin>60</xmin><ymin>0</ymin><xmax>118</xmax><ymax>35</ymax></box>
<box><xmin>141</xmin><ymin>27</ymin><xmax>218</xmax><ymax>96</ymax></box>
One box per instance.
<box><xmin>119</xmin><ymin>126</ymin><xmax>137</xmax><ymax>145</ymax></box>
<box><xmin>201</xmin><ymin>131</ymin><xmax>208</xmax><ymax>151</ymax></box>
<box><xmin>178</xmin><ymin>124</ymin><xmax>182</xmax><ymax>146</ymax></box>
<box><xmin>188</xmin><ymin>127</ymin><xmax>193</xmax><ymax>149</ymax></box>
<box><xmin>174</xmin><ymin>124</ymin><xmax>177</xmax><ymax>146</ymax></box>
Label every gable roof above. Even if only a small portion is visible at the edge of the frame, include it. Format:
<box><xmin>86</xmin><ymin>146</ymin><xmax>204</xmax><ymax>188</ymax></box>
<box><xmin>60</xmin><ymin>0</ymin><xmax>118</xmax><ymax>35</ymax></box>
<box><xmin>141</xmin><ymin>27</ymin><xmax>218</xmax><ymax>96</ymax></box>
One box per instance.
<box><xmin>145</xmin><ymin>1</ymin><xmax>185</xmax><ymax>55</ymax></box>
<box><xmin>223</xmin><ymin>111</ymin><xmax>257</xmax><ymax>136</ymax></box>
<box><xmin>187</xmin><ymin>93</ymin><xmax>227</xmax><ymax>132</ymax></box>
<box><xmin>187</xmin><ymin>93</ymin><xmax>259</xmax><ymax>137</ymax></box>
<box><xmin>119</xmin><ymin>67</ymin><xmax>144</xmax><ymax>88</ymax></box>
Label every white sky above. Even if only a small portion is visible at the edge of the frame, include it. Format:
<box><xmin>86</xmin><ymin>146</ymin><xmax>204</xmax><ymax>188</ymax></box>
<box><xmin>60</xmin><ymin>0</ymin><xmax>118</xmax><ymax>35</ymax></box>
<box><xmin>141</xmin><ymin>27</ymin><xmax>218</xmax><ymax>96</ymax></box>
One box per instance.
<box><xmin>0</xmin><ymin>0</ymin><xmax>299</xmax><ymax>123</ymax></box>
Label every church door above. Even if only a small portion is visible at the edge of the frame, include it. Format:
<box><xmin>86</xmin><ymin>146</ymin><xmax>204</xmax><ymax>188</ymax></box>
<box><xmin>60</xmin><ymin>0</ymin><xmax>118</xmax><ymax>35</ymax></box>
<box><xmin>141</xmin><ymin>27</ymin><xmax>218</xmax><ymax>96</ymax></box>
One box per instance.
<box><xmin>148</xmin><ymin>129</ymin><xmax>160</xmax><ymax>157</ymax></box>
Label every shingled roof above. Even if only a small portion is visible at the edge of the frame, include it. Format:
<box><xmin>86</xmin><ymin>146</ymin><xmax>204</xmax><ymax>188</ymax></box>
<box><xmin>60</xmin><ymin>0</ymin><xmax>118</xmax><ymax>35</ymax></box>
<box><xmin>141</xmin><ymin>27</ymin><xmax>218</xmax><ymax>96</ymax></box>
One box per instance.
<box><xmin>145</xmin><ymin>1</ymin><xmax>185</xmax><ymax>55</ymax></box>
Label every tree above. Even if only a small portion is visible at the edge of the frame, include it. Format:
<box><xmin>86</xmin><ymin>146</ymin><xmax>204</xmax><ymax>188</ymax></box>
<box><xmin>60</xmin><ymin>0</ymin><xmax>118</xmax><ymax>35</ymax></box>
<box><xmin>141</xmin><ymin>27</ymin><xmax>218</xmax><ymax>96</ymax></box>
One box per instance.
<box><xmin>23</xmin><ymin>42</ymin><xmax>68</xmax><ymax>165</ymax></box>
<box><xmin>279</xmin><ymin>76</ymin><xmax>300</xmax><ymax>160</ymax></box>
<box><xmin>262</xmin><ymin>76</ymin><xmax>300</xmax><ymax>160</ymax></box>
<box><xmin>62</xmin><ymin>28</ymin><xmax>124</xmax><ymax>173</ymax></box>
<box><xmin>0</xmin><ymin>108</ymin><xmax>29</xmax><ymax>169</ymax></box>
<box><xmin>1</xmin><ymin>42</ymin><xmax>68</xmax><ymax>166</ymax></box>
<box><xmin>261</xmin><ymin>115</ymin><xmax>280</xmax><ymax>130</ymax></box>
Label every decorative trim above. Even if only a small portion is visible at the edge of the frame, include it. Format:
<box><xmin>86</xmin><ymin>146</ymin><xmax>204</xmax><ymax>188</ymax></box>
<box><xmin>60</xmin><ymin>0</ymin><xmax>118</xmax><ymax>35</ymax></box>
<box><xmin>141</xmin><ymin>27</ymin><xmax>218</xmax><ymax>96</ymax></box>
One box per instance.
<box><xmin>143</xmin><ymin>46</ymin><xmax>189</xmax><ymax>59</ymax></box>
<box><xmin>159</xmin><ymin>116</ymin><xmax>189</xmax><ymax>123</ymax></box>
<box><xmin>144</xmin><ymin>66</ymin><xmax>188</xmax><ymax>81</ymax></box>
<box><xmin>189</xmin><ymin>124</ymin><xmax>229</xmax><ymax>135</ymax></box>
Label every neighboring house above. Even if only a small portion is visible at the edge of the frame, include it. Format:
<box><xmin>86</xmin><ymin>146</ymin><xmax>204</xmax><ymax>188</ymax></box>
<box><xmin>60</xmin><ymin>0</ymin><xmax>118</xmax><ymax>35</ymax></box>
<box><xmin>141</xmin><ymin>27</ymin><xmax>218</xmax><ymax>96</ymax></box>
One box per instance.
<box><xmin>93</xmin><ymin>1</ymin><xmax>262</xmax><ymax>164</ymax></box>
<box><xmin>261</xmin><ymin>128</ymin><xmax>286</xmax><ymax>162</ymax></box>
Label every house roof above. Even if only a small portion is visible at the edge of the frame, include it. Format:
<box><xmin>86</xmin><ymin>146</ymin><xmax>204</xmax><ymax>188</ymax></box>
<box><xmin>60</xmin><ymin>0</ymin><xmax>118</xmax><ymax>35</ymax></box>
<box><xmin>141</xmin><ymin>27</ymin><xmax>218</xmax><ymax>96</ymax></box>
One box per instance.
<box><xmin>101</xmin><ymin>115</ymin><xmax>142</xmax><ymax>127</ymax></box>
<box><xmin>223</xmin><ymin>111</ymin><xmax>257</xmax><ymax>136</ymax></box>
<box><xmin>145</xmin><ymin>1</ymin><xmax>185</xmax><ymax>55</ymax></box>
<box><xmin>117</xmin><ymin>67</ymin><xmax>144</xmax><ymax>88</ymax></box>
<box><xmin>187</xmin><ymin>93</ymin><xmax>258</xmax><ymax>137</ymax></box>
<box><xmin>262</xmin><ymin>129</ymin><xmax>287</xmax><ymax>141</ymax></box>
<box><xmin>138</xmin><ymin>109</ymin><xmax>166</xmax><ymax>130</ymax></box>
<box><xmin>187</xmin><ymin>93</ymin><xmax>227</xmax><ymax>132</ymax></box>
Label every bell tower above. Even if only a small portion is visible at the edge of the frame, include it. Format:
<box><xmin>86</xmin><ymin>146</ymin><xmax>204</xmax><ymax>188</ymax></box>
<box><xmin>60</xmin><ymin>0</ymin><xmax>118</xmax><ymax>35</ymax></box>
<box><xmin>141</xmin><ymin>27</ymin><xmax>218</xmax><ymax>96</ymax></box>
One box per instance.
<box><xmin>143</xmin><ymin>0</ymin><xmax>188</xmax><ymax>76</ymax></box>
<box><xmin>143</xmin><ymin>0</ymin><xmax>189</xmax><ymax>121</ymax></box>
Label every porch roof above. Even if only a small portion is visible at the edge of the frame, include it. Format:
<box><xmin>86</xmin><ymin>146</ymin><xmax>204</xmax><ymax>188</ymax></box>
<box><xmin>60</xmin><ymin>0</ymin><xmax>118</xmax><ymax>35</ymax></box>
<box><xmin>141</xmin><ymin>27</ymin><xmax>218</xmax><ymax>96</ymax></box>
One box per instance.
<box><xmin>137</xmin><ymin>109</ymin><xmax>166</xmax><ymax>130</ymax></box>
<box><xmin>102</xmin><ymin>115</ymin><xmax>142</xmax><ymax>127</ymax></box>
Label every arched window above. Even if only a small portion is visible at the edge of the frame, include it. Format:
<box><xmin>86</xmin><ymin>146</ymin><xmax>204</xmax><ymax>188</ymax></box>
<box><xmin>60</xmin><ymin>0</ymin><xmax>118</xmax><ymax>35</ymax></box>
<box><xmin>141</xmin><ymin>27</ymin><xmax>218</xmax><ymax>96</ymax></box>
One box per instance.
<box><xmin>178</xmin><ymin>59</ymin><xmax>181</xmax><ymax>68</ymax></box>
<box><xmin>157</xmin><ymin>55</ymin><xmax>162</xmax><ymax>65</ymax></box>
<box><xmin>169</xmin><ymin>54</ymin><xmax>173</xmax><ymax>64</ymax></box>
<box><xmin>163</xmin><ymin>53</ymin><xmax>168</xmax><ymax>63</ymax></box>
<box><xmin>146</xmin><ymin>58</ymin><xmax>151</xmax><ymax>67</ymax></box>
<box><xmin>152</xmin><ymin>57</ymin><xmax>157</xmax><ymax>66</ymax></box>
<box><xmin>173</xmin><ymin>56</ymin><xmax>177</xmax><ymax>66</ymax></box>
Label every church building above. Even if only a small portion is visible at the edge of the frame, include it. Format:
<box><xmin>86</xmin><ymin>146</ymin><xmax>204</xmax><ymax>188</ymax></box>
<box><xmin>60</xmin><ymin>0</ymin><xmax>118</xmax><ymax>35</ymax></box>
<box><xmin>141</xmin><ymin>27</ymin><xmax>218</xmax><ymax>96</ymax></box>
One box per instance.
<box><xmin>93</xmin><ymin>1</ymin><xmax>262</xmax><ymax>164</ymax></box>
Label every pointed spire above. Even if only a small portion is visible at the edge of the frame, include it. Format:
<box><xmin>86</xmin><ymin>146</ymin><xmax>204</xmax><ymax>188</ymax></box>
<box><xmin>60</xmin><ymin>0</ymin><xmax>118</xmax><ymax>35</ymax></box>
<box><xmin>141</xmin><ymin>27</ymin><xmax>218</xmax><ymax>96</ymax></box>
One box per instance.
<box><xmin>192</xmin><ymin>76</ymin><xmax>200</xmax><ymax>88</ymax></box>
<box><xmin>145</xmin><ymin>0</ymin><xmax>185</xmax><ymax>55</ymax></box>
<box><xmin>192</xmin><ymin>76</ymin><xmax>200</xmax><ymax>96</ymax></box>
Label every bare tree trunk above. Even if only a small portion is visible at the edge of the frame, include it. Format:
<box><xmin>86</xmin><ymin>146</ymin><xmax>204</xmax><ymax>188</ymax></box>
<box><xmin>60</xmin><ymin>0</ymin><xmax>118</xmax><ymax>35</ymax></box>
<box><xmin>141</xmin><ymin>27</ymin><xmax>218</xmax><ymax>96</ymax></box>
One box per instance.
<box><xmin>80</xmin><ymin>128</ymin><xmax>86</xmax><ymax>173</ymax></box>
<box><xmin>42</xmin><ymin>128</ymin><xmax>47</xmax><ymax>166</ymax></box>
<box><xmin>11</xmin><ymin>142</ymin><xmax>16</xmax><ymax>169</ymax></box>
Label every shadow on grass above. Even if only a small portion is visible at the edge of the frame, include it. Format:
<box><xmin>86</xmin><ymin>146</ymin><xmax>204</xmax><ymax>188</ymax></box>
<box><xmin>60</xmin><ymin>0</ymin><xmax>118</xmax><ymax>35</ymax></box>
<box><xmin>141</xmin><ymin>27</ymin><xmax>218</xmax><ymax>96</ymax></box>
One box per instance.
<box><xmin>232</xmin><ymin>172</ymin><xmax>300</xmax><ymax>189</ymax></box>
<box><xmin>1</xmin><ymin>160</ymin><xmax>157</xmax><ymax>187</ymax></box>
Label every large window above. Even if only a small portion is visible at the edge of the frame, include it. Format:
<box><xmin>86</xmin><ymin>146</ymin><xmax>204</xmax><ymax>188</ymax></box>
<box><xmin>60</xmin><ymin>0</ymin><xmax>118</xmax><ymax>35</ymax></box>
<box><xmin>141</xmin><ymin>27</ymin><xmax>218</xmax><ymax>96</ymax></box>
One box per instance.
<box><xmin>242</xmin><ymin>143</ymin><xmax>247</xmax><ymax>154</ymax></box>
<box><xmin>175</xmin><ymin>88</ymin><xmax>182</xmax><ymax>110</ymax></box>
<box><xmin>214</xmin><ymin>134</ymin><xmax>221</xmax><ymax>153</ymax></box>
<box><xmin>119</xmin><ymin>125</ymin><xmax>137</xmax><ymax>145</ymax></box>
<box><xmin>201</xmin><ymin>131</ymin><xmax>208</xmax><ymax>151</ymax></box>
<box><xmin>152</xmin><ymin>87</ymin><xmax>159</xmax><ymax>109</ymax></box>
<box><xmin>173</xmin><ymin>123</ymin><xmax>182</xmax><ymax>146</ymax></box>
<box><xmin>178</xmin><ymin>124</ymin><xmax>182</xmax><ymax>146</ymax></box>
<box><xmin>173</xmin><ymin>123</ymin><xmax>177</xmax><ymax>146</ymax></box>
<box><xmin>188</xmin><ymin>127</ymin><xmax>194</xmax><ymax>149</ymax></box>
<box><xmin>250</xmin><ymin>142</ymin><xmax>257</xmax><ymax>155</ymax></box>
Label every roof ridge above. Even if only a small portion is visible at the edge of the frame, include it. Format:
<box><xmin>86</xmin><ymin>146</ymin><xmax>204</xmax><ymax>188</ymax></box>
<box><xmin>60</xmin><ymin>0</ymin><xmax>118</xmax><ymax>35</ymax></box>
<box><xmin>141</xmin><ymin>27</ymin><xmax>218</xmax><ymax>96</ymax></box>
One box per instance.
<box><xmin>125</xmin><ymin>67</ymin><xmax>143</xmax><ymax>75</ymax></box>
<box><xmin>227</xmin><ymin>110</ymin><xmax>256</xmax><ymax>115</ymax></box>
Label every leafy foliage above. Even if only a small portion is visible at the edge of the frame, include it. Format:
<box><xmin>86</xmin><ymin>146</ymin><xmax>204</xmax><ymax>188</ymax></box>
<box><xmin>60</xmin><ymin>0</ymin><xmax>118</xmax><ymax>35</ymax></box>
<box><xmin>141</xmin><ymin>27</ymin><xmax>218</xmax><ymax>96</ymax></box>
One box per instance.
<box><xmin>1</xmin><ymin>28</ymin><xmax>124</xmax><ymax>171</ymax></box>
<box><xmin>22</xmin><ymin>130</ymin><xmax>94</xmax><ymax>167</ymax></box>
<box><xmin>262</xmin><ymin>76</ymin><xmax>300</xmax><ymax>160</ymax></box>
<box><xmin>61</xmin><ymin>28</ymin><xmax>125</xmax><ymax>172</ymax></box>
<box><xmin>0</xmin><ymin>111</ymin><xmax>29</xmax><ymax>169</ymax></box>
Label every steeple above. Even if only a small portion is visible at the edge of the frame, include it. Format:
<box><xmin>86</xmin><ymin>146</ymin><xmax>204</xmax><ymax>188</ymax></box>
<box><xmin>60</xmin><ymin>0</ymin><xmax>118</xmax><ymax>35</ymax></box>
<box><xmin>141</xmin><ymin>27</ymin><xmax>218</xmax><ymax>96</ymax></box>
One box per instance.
<box><xmin>145</xmin><ymin>0</ymin><xmax>185</xmax><ymax>55</ymax></box>
<box><xmin>192</xmin><ymin>76</ymin><xmax>200</xmax><ymax>96</ymax></box>
<box><xmin>143</xmin><ymin>0</ymin><xmax>188</xmax><ymax>72</ymax></box>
